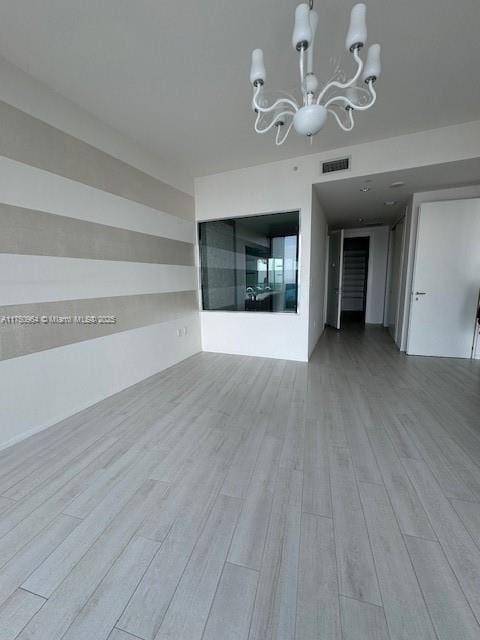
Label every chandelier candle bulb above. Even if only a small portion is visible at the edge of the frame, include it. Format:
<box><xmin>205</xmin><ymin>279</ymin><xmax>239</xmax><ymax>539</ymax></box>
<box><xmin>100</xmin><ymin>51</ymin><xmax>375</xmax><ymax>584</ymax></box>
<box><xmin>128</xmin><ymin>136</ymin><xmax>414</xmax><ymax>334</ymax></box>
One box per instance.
<box><xmin>345</xmin><ymin>3</ymin><xmax>367</xmax><ymax>51</ymax></box>
<box><xmin>305</xmin><ymin>73</ymin><xmax>319</xmax><ymax>95</ymax></box>
<box><xmin>363</xmin><ymin>44</ymin><xmax>382</xmax><ymax>83</ymax></box>
<box><xmin>292</xmin><ymin>3</ymin><xmax>313</xmax><ymax>51</ymax></box>
<box><xmin>250</xmin><ymin>49</ymin><xmax>266</xmax><ymax>86</ymax></box>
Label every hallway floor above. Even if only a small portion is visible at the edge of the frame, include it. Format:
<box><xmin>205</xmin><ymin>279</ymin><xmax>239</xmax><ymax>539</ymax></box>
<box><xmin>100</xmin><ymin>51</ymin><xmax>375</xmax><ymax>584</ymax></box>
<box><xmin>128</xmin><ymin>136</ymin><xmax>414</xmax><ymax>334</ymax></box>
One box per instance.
<box><xmin>0</xmin><ymin>326</ymin><xmax>480</xmax><ymax>640</ymax></box>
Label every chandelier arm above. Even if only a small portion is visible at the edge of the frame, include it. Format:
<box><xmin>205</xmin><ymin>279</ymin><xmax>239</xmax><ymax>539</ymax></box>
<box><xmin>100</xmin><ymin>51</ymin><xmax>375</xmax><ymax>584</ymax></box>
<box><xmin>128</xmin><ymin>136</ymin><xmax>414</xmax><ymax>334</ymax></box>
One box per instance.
<box><xmin>323</xmin><ymin>80</ymin><xmax>377</xmax><ymax>111</ymax></box>
<box><xmin>328</xmin><ymin>107</ymin><xmax>355</xmax><ymax>132</ymax></box>
<box><xmin>252</xmin><ymin>85</ymin><xmax>299</xmax><ymax>114</ymax></box>
<box><xmin>348</xmin><ymin>107</ymin><xmax>355</xmax><ymax>129</ymax></box>
<box><xmin>368</xmin><ymin>79</ymin><xmax>377</xmax><ymax>103</ymax></box>
<box><xmin>316</xmin><ymin>47</ymin><xmax>364</xmax><ymax>105</ymax></box>
<box><xmin>276</xmin><ymin>120</ymin><xmax>295</xmax><ymax>145</ymax></box>
<box><xmin>255</xmin><ymin>110</ymin><xmax>295</xmax><ymax>135</ymax></box>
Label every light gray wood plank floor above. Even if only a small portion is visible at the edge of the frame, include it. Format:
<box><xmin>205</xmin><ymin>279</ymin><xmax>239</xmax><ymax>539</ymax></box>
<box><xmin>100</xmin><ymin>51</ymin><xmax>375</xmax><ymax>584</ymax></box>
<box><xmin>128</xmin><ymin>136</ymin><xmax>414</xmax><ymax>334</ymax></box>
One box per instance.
<box><xmin>1</xmin><ymin>324</ymin><xmax>480</xmax><ymax>640</ymax></box>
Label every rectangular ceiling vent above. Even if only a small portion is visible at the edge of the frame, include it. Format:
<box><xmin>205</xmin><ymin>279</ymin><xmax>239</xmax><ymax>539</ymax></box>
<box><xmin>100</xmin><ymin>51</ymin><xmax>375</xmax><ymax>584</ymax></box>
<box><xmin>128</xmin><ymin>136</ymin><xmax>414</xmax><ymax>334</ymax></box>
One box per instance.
<box><xmin>322</xmin><ymin>157</ymin><xmax>350</xmax><ymax>174</ymax></box>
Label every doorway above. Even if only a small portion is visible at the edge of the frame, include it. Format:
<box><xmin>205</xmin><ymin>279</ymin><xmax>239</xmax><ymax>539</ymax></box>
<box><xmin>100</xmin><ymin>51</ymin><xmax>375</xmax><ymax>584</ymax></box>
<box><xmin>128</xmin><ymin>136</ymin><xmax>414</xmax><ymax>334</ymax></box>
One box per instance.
<box><xmin>327</xmin><ymin>232</ymin><xmax>370</xmax><ymax>330</ymax></box>
<box><xmin>341</xmin><ymin>237</ymin><xmax>370</xmax><ymax>324</ymax></box>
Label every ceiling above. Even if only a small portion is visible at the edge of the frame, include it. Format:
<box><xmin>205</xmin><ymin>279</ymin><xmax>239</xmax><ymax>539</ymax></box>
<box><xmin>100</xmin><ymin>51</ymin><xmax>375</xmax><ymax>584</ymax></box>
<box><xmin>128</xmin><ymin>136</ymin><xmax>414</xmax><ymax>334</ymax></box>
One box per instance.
<box><xmin>236</xmin><ymin>211</ymin><xmax>299</xmax><ymax>237</ymax></box>
<box><xmin>0</xmin><ymin>1</ymin><xmax>479</xmax><ymax>179</ymax></box>
<box><xmin>315</xmin><ymin>157</ymin><xmax>480</xmax><ymax>228</ymax></box>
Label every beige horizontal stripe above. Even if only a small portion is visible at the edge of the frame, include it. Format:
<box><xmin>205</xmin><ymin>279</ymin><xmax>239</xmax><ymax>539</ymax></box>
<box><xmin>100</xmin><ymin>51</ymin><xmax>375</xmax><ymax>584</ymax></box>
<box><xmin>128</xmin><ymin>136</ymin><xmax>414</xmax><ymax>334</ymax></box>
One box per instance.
<box><xmin>0</xmin><ymin>203</ymin><xmax>194</xmax><ymax>266</ymax></box>
<box><xmin>0</xmin><ymin>156</ymin><xmax>194</xmax><ymax>242</ymax></box>
<box><xmin>0</xmin><ymin>291</ymin><xmax>198</xmax><ymax>361</ymax></box>
<box><xmin>0</xmin><ymin>100</ymin><xmax>193</xmax><ymax>219</ymax></box>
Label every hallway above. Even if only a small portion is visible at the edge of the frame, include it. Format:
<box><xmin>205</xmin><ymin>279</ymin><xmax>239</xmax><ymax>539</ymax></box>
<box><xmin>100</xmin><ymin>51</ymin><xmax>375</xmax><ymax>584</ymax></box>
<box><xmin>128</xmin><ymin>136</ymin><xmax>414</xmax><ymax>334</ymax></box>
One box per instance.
<box><xmin>0</xmin><ymin>327</ymin><xmax>479</xmax><ymax>640</ymax></box>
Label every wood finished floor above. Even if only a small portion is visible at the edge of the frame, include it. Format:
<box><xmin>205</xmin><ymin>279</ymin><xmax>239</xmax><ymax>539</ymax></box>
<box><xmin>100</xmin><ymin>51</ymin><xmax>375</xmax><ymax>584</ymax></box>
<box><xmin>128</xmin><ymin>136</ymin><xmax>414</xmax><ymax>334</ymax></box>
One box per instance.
<box><xmin>1</xmin><ymin>325</ymin><xmax>480</xmax><ymax>640</ymax></box>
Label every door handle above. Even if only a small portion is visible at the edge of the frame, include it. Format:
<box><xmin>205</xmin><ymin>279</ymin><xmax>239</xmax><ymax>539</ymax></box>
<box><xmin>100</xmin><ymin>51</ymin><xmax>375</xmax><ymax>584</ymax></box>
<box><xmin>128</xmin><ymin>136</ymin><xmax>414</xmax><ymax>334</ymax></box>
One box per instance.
<box><xmin>415</xmin><ymin>292</ymin><xmax>427</xmax><ymax>296</ymax></box>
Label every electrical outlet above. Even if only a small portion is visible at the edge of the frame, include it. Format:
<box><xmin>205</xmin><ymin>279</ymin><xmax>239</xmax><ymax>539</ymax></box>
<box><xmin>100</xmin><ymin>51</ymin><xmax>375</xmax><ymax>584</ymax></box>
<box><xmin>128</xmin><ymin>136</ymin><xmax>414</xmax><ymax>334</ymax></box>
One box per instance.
<box><xmin>176</xmin><ymin>328</ymin><xmax>182</xmax><ymax>337</ymax></box>
<box><xmin>183</xmin><ymin>326</ymin><xmax>188</xmax><ymax>336</ymax></box>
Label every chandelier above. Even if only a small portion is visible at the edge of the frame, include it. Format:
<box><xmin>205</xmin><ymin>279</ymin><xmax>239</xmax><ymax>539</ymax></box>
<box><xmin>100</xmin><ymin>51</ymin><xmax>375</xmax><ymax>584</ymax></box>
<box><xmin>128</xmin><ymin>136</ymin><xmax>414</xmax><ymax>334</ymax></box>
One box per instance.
<box><xmin>249</xmin><ymin>2</ymin><xmax>381</xmax><ymax>145</ymax></box>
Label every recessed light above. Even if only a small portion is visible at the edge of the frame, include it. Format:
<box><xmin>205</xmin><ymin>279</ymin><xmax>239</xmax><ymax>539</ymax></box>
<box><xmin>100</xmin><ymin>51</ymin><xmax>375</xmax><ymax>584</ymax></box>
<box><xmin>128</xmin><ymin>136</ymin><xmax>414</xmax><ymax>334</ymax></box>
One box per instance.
<box><xmin>384</xmin><ymin>200</ymin><xmax>397</xmax><ymax>206</ymax></box>
<box><xmin>390</xmin><ymin>181</ymin><xmax>405</xmax><ymax>188</ymax></box>
<box><xmin>360</xmin><ymin>186</ymin><xmax>371</xmax><ymax>193</ymax></box>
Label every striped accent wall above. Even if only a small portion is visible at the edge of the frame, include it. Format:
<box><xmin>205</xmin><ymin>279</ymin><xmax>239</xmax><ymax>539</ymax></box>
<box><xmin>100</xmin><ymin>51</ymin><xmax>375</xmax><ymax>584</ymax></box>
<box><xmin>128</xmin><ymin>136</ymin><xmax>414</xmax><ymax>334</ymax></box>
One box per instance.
<box><xmin>0</xmin><ymin>101</ymin><xmax>200</xmax><ymax>449</ymax></box>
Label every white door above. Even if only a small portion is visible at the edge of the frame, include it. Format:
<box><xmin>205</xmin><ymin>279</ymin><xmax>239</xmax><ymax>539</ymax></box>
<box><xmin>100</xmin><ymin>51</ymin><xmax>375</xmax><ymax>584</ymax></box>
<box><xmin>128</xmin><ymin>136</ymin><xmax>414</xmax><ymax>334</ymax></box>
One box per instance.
<box><xmin>407</xmin><ymin>199</ymin><xmax>480</xmax><ymax>358</ymax></box>
<box><xmin>326</xmin><ymin>230</ymin><xmax>344</xmax><ymax>329</ymax></box>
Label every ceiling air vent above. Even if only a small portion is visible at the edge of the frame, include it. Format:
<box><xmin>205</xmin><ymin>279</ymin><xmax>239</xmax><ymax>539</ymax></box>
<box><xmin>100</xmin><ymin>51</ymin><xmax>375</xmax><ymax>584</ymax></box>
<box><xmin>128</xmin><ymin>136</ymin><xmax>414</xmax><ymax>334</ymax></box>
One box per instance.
<box><xmin>322</xmin><ymin>157</ymin><xmax>350</xmax><ymax>174</ymax></box>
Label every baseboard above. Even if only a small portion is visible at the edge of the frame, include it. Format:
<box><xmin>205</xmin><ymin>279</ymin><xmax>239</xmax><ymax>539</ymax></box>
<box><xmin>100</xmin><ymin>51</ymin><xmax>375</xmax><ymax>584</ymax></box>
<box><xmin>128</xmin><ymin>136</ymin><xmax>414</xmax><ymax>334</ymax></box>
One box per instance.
<box><xmin>202</xmin><ymin>348</ymin><xmax>307</xmax><ymax>363</ymax></box>
<box><xmin>0</xmin><ymin>422</ymin><xmax>58</xmax><ymax>453</ymax></box>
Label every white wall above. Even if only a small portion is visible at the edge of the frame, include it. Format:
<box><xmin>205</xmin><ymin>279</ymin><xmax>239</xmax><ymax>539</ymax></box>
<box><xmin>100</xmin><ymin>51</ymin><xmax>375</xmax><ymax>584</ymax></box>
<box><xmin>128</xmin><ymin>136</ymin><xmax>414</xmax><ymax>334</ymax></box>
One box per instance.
<box><xmin>196</xmin><ymin>119</ymin><xmax>480</xmax><ymax>362</ymax></box>
<box><xmin>0</xmin><ymin>318</ymin><xmax>200</xmax><ymax>449</ymax></box>
<box><xmin>199</xmin><ymin>209</ymin><xmax>310</xmax><ymax>363</ymax></box>
<box><xmin>343</xmin><ymin>226</ymin><xmax>390</xmax><ymax>325</ymax></box>
<box><xmin>200</xmin><ymin>311</ymin><xmax>307</xmax><ymax>361</ymax></box>
<box><xmin>308</xmin><ymin>189</ymin><xmax>328</xmax><ymax>356</ymax></box>
<box><xmin>385</xmin><ymin>218</ymin><xmax>406</xmax><ymax>342</ymax></box>
<box><xmin>196</xmin><ymin>175</ymin><xmax>313</xmax><ymax>361</ymax></box>
<box><xmin>397</xmin><ymin>184</ymin><xmax>480</xmax><ymax>351</ymax></box>
<box><xmin>0</xmin><ymin>56</ymin><xmax>193</xmax><ymax>195</ymax></box>
<box><xmin>196</xmin><ymin>120</ymin><xmax>480</xmax><ymax>212</ymax></box>
<box><xmin>0</xmin><ymin>63</ymin><xmax>200</xmax><ymax>450</ymax></box>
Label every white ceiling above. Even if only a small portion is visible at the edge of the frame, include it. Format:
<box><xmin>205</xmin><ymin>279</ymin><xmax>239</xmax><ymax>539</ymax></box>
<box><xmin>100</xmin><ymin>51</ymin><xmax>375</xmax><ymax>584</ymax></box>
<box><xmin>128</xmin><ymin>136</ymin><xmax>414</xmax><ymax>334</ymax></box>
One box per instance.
<box><xmin>315</xmin><ymin>158</ymin><xmax>480</xmax><ymax>228</ymax></box>
<box><xmin>0</xmin><ymin>0</ymin><xmax>479</xmax><ymax>179</ymax></box>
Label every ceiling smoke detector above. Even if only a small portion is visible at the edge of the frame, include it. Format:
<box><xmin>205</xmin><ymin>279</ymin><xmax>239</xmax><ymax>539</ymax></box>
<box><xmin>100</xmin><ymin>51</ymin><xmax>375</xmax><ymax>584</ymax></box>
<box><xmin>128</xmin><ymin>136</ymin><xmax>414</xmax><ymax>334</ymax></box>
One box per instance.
<box><xmin>360</xmin><ymin>186</ymin><xmax>371</xmax><ymax>192</ymax></box>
